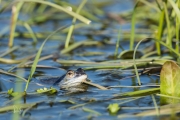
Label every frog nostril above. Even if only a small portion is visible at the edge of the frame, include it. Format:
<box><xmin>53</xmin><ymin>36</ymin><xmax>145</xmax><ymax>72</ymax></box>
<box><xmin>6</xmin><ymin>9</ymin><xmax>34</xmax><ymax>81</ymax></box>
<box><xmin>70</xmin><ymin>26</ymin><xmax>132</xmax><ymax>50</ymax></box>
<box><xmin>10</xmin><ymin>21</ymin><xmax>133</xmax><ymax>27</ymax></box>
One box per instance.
<box><xmin>77</xmin><ymin>68</ymin><xmax>85</xmax><ymax>73</ymax></box>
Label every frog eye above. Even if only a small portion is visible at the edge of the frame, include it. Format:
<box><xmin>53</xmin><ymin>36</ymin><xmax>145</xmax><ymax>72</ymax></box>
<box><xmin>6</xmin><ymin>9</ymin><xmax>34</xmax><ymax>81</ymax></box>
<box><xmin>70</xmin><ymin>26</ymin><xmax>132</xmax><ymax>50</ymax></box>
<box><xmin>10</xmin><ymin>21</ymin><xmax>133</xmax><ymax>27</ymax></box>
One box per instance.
<box><xmin>67</xmin><ymin>72</ymin><xmax>73</xmax><ymax>75</ymax></box>
<box><xmin>66</xmin><ymin>71</ymin><xmax>74</xmax><ymax>78</ymax></box>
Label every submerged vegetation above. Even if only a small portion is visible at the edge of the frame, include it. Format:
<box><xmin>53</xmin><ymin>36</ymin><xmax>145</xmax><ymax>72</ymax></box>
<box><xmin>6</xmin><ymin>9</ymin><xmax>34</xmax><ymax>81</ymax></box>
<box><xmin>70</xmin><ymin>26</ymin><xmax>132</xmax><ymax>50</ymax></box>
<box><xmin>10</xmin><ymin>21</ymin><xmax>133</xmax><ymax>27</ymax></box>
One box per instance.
<box><xmin>0</xmin><ymin>0</ymin><xmax>180</xmax><ymax>119</ymax></box>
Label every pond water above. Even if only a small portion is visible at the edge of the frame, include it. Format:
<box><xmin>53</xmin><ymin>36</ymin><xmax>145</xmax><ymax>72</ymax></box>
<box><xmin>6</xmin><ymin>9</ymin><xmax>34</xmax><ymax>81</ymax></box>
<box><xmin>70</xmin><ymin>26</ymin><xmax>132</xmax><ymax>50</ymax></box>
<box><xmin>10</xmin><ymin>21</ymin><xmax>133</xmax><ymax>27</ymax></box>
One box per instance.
<box><xmin>0</xmin><ymin>0</ymin><xmax>163</xmax><ymax>120</ymax></box>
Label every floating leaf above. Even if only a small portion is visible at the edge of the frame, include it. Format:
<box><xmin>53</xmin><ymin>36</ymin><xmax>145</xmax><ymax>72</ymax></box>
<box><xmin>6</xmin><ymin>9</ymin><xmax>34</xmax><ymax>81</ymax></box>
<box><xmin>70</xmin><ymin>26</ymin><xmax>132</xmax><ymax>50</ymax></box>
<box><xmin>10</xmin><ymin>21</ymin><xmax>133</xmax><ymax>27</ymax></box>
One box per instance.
<box><xmin>36</xmin><ymin>87</ymin><xmax>57</xmax><ymax>94</ymax></box>
<box><xmin>7</xmin><ymin>88</ymin><xmax>25</xmax><ymax>97</ymax></box>
<box><xmin>160</xmin><ymin>61</ymin><xmax>180</xmax><ymax>104</ymax></box>
<box><xmin>48</xmin><ymin>87</ymin><xmax>58</xmax><ymax>94</ymax></box>
<box><xmin>107</xmin><ymin>103</ymin><xmax>120</xmax><ymax>114</ymax></box>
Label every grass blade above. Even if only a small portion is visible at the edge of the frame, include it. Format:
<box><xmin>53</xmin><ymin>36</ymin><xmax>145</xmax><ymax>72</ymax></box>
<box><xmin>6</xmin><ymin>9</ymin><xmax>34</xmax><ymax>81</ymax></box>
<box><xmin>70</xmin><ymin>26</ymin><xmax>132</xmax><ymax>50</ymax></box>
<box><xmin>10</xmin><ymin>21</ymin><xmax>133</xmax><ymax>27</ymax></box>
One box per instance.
<box><xmin>9</xmin><ymin>2</ymin><xmax>23</xmax><ymax>47</ymax></box>
<box><xmin>163</xmin><ymin>2</ymin><xmax>172</xmax><ymax>47</ymax></box>
<box><xmin>0</xmin><ymin>69</ymin><xmax>27</xmax><ymax>82</ymax></box>
<box><xmin>114</xmin><ymin>27</ymin><xmax>121</xmax><ymax>57</ymax></box>
<box><xmin>24</xmin><ymin>38</ymin><xmax>46</xmax><ymax>91</ymax></box>
<box><xmin>168</xmin><ymin>0</ymin><xmax>180</xmax><ymax>23</ymax></box>
<box><xmin>82</xmin><ymin>107</ymin><xmax>101</xmax><ymax>116</ymax></box>
<box><xmin>129</xmin><ymin>1</ymin><xmax>140</xmax><ymax>50</ymax></box>
<box><xmin>24</xmin><ymin>22</ymin><xmax>37</xmax><ymax>44</ymax></box>
<box><xmin>133</xmin><ymin>37</ymin><xmax>180</xmax><ymax>85</ymax></box>
<box><xmin>0</xmin><ymin>103</ymin><xmax>36</xmax><ymax>113</ymax></box>
<box><xmin>155</xmin><ymin>9</ymin><xmax>164</xmax><ymax>55</ymax></box>
<box><xmin>24</xmin><ymin>25</ymin><xmax>68</xmax><ymax>92</ymax></box>
<box><xmin>113</xmin><ymin>88</ymin><xmax>160</xmax><ymax>97</ymax></box>
<box><xmin>65</xmin><ymin>0</ymin><xmax>87</xmax><ymax>48</ymax></box>
<box><xmin>175</xmin><ymin>0</ymin><xmax>180</xmax><ymax>52</ymax></box>
<box><xmin>151</xmin><ymin>94</ymin><xmax>159</xmax><ymax>117</ymax></box>
<box><xmin>13</xmin><ymin>0</ymin><xmax>91</xmax><ymax>24</ymax></box>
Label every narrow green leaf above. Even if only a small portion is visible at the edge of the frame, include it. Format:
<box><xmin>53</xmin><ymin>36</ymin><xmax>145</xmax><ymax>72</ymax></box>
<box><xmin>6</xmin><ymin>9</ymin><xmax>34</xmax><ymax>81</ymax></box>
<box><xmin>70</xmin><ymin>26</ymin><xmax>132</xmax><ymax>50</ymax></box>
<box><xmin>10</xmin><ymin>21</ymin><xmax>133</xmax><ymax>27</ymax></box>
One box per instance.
<box><xmin>13</xmin><ymin>0</ymin><xmax>91</xmax><ymax>24</ymax></box>
<box><xmin>0</xmin><ymin>103</ymin><xmax>36</xmax><ymax>113</ymax></box>
<box><xmin>65</xmin><ymin>0</ymin><xmax>87</xmax><ymax>48</ymax></box>
<box><xmin>9</xmin><ymin>2</ymin><xmax>24</xmax><ymax>47</ymax></box>
<box><xmin>114</xmin><ymin>27</ymin><xmax>121</xmax><ymax>57</ymax></box>
<box><xmin>61</xmin><ymin>41</ymin><xmax>84</xmax><ymax>54</ymax></box>
<box><xmin>69</xmin><ymin>102</ymin><xmax>90</xmax><ymax>109</ymax></box>
<box><xmin>163</xmin><ymin>2</ymin><xmax>172</xmax><ymax>47</ymax></box>
<box><xmin>140</xmin><ymin>0</ymin><xmax>160</xmax><ymax>12</ymax></box>
<box><xmin>130</xmin><ymin>1</ymin><xmax>140</xmax><ymax>50</ymax></box>
<box><xmin>82</xmin><ymin>107</ymin><xmax>101</xmax><ymax>116</ymax></box>
<box><xmin>0</xmin><ymin>69</ymin><xmax>27</xmax><ymax>82</ymax></box>
<box><xmin>132</xmin><ymin>37</ymin><xmax>180</xmax><ymax>86</ymax></box>
<box><xmin>24</xmin><ymin>25</ymin><xmax>68</xmax><ymax>92</ymax></box>
<box><xmin>175</xmin><ymin>0</ymin><xmax>180</xmax><ymax>52</ymax></box>
<box><xmin>135</xmin><ymin>103</ymin><xmax>180</xmax><ymax>116</ymax></box>
<box><xmin>24</xmin><ymin>22</ymin><xmax>37</xmax><ymax>43</ymax></box>
<box><xmin>114</xmin><ymin>88</ymin><xmax>160</xmax><ymax>97</ymax></box>
<box><xmin>24</xmin><ymin>38</ymin><xmax>47</xmax><ymax>91</ymax></box>
<box><xmin>151</xmin><ymin>94</ymin><xmax>159</xmax><ymax>117</ymax></box>
<box><xmin>59</xmin><ymin>100</ymin><xmax>76</xmax><ymax>104</ymax></box>
<box><xmin>160</xmin><ymin>61</ymin><xmax>180</xmax><ymax>104</ymax></box>
<box><xmin>168</xmin><ymin>0</ymin><xmax>180</xmax><ymax>23</ymax></box>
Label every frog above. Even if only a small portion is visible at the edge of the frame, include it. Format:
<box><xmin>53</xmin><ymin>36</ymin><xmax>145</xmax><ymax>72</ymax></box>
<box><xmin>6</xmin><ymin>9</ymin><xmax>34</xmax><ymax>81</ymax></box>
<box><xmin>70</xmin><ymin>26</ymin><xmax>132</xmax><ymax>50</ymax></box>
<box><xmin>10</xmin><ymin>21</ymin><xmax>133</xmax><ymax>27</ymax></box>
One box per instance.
<box><xmin>36</xmin><ymin>68</ymin><xmax>88</xmax><ymax>93</ymax></box>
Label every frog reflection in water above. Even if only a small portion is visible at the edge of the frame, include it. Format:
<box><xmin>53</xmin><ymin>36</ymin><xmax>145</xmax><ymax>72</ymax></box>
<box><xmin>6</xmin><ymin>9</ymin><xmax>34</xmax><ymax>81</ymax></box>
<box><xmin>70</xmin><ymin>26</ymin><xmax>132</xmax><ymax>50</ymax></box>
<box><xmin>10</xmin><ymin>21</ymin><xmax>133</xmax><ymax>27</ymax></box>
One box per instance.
<box><xmin>38</xmin><ymin>68</ymin><xmax>88</xmax><ymax>93</ymax></box>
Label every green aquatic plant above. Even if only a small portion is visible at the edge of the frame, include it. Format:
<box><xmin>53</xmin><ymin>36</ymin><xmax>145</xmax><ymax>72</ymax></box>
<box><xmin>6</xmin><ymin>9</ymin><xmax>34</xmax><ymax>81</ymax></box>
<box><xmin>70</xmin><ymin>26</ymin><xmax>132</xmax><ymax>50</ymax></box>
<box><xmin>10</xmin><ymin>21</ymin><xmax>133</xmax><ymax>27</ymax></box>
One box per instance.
<box><xmin>24</xmin><ymin>25</ymin><xmax>68</xmax><ymax>92</ymax></box>
<box><xmin>82</xmin><ymin>107</ymin><xmax>101</xmax><ymax>116</ymax></box>
<box><xmin>65</xmin><ymin>0</ymin><xmax>87</xmax><ymax>48</ymax></box>
<box><xmin>113</xmin><ymin>88</ymin><xmax>160</xmax><ymax>97</ymax></box>
<box><xmin>24</xmin><ymin>35</ymin><xmax>47</xmax><ymax>92</ymax></box>
<box><xmin>1</xmin><ymin>0</ymin><xmax>180</xmax><ymax>119</ymax></box>
<box><xmin>7</xmin><ymin>88</ymin><xmax>25</xmax><ymax>97</ymax></box>
<box><xmin>8</xmin><ymin>0</ymin><xmax>91</xmax><ymax>48</ymax></box>
<box><xmin>129</xmin><ymin>0</ymin><xmax>180</xmax><ymax>56</ymax></box>
<box><xmin>23</xmin><ymin>22</ymin><xmax>37</xmax><ymax>44</ymax></box>
<box><xmin>13</xmin><ymin>0</ymin><xmax>91</xmax><ymax>24</ymax></box>
<box><xmin>129</xmin><ymin>0</ymin><xmax>139</xmax><ymax>50</ymax></box>
<box><xmin>160</xmin><ymin>61</ymin><xmax>180</xmax><ymax>104</ymax></box>
<box><xmin>9</xmin><ymin>2</ymin><xmax>24</xmax><ymax>48</ymax></box>
<box><xmin>59</xmin><ymin>100</ymin><xmax>76</xmax><ymax>104</ymax></box>
<box><xmin>107</xmin><ymin>103</ymin><xmax>120</xmax><ymax>114</ymax></box>
<box><xmin>0</xmin><ymin>103</ymin><xmax>36</xmax><ymax>113</ymax></box>
<box><xmin>36</xmin><ymin>87</ymin><xmax>57</xmax><ymax>94</ymax></box>
<box><xmin>114</xmin><ymin>27</ymin><xmax>122</xmax><ymax>58</ymax></box>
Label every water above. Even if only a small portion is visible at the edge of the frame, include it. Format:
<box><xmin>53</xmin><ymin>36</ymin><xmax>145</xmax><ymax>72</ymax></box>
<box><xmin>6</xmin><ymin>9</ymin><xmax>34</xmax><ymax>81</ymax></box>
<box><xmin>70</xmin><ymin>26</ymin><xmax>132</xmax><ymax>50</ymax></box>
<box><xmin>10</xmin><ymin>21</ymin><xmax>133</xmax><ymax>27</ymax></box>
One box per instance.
<box><xmin>0</xmin><ymin>0</ymin><xmax>162</xmax><ymax>119</ymax></box>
